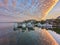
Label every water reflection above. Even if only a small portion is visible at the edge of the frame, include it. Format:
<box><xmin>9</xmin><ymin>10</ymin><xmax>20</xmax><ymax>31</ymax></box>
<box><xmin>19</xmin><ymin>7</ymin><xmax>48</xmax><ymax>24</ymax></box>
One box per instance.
<box><xmin>0</xmin><ymin>23</ymin><xmax>60</xmax><ymax>45</ymax></box>
<box><xmin>48</xmin><ymin>30</ymin><xmax>60</xmax><ymax>45</ymax></box>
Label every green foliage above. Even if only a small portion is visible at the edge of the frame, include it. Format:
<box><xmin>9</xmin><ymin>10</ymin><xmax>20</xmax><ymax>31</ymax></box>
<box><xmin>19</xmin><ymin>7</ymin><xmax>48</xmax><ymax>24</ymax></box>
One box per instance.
<box><xmin>52</xmin><ymin>28</ymin><xmax>60</xmax><ymax>34</ymax></box>
<box><xmin>40</xmin><ymin>20</ymin><xmax>46</xmax><ymax>24</ymax></box>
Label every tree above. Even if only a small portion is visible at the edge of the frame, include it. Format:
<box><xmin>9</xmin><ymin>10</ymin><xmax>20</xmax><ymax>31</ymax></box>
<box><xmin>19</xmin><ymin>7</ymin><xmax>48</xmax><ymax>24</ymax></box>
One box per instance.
<box><xmin>40</xmin><ymin>20</ymin><xmax>46</xmax><ymax>24</ymax></box>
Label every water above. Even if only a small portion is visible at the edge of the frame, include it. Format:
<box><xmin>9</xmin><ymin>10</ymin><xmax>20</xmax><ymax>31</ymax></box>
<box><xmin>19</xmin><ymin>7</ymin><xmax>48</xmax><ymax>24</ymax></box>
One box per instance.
<box><xmin>0</xmin><ymin>23</ymin><xmax>14</xmax><ymax>37</ymax></box>
<box><xmin>0</xmin><ymin>23</ymin><xmax>60</xmax><ymax>45</ymax></box>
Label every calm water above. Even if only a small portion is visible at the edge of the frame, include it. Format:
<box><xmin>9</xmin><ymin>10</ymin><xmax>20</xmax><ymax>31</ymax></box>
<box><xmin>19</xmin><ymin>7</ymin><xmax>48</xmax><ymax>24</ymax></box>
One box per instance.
<box><xmin>0</xmin><ymin>23</ymin><xmax>60</xmax><ymax>45</ymax></box>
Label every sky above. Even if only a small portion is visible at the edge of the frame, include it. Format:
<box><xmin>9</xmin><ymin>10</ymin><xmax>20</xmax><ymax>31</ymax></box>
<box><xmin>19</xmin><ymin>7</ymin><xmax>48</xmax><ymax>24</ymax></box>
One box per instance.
<box><xmin>0</xmin><ymin>0</ymin><xmax>60</xmax><ymax>22</ymax></box>
<box><xmin>46</xmin><ymin>0</ymin><xmax>60</xmax><ymax>19</ymax></box>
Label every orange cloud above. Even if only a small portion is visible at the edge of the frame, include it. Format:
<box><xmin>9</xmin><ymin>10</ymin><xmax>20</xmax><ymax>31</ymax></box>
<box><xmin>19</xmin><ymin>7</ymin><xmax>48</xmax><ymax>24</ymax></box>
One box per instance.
<box><xmin>0</xmin><ymin>0</ymin><xmax>59</xmax><ymax>22</ymax></box>
<box><xmin>41</xmin><ymin>0</ymin><xmax>59</xmax><ymax>20</ymax></box>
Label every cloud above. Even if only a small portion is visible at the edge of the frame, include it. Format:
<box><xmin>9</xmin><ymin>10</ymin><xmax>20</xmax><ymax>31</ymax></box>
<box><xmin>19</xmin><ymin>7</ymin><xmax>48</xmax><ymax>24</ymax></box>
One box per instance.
<box><xmin>0</xmin><ymin>0</ymin><xmax>59</xmax><ymax>21</ymax></box>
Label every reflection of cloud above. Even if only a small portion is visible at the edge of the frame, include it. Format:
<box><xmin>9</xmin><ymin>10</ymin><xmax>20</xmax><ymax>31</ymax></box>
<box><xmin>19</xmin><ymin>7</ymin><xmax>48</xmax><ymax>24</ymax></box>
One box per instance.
<box><xmin>0</xmin><ymin>28</ymin><xmax>58</xmax><ymax>45</ymax></box>
<box><xmin>48</xmin><ymin>30</ymin><xmax>60</xmax><ymax>45</ymax></box>
<box><xmin>0</xmin><ymin>0</ymin><xmax>59</xmax><ymax>21</ymax></box>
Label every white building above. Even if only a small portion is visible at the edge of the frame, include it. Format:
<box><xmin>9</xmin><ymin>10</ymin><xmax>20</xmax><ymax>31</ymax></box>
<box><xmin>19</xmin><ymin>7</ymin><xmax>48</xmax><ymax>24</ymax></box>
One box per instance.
<box><xmin>36</xmin><ymin>23</ymin><xmax>42</xmax><ymax>27</ymax></box>
<box><xmin>26</xmin><ymin>22</ymin><xmax>34</xmax><ymax>28</ymax></box>
<box><xmin>42</xmin><ymin>23</ymin><xmax>52</xmax><ymax>29</ymax></box>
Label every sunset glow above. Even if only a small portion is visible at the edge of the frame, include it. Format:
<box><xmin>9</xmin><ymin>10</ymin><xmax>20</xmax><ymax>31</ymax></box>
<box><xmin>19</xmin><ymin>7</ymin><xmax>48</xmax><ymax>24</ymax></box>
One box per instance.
<box><xmin>0</xmin><ymin>0</ymin><xmax>59</xmax><ymax>22</ymax></box>
<box><xmin>41</xmin><ymin>0</ymin><xmax>59</xmax><ymax>20</ymax></box>
<box><xmin>0</xmin><ymin>0</ymin><xmax>60</xmax><ymax>45</ymax></box>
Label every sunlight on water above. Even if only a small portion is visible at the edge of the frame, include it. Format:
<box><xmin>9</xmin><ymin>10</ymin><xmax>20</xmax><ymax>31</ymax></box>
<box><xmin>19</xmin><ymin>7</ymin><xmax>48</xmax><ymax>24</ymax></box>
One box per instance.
<box><xmin>48</xmin><ymin>30</ymin><xmax>60</xmax><ymax>45</ymax></box>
